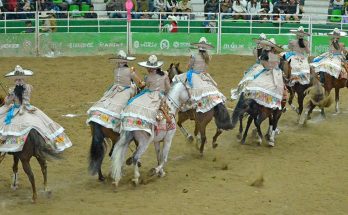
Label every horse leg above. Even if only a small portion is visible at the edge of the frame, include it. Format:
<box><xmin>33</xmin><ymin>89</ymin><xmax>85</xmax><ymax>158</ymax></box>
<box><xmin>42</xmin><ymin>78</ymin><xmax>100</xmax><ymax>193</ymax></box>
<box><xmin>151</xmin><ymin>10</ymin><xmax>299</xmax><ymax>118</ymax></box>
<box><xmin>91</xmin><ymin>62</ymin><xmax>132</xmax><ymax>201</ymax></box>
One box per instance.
<box><xmin>241</xmin><ymin>116</ymin><xmax>253</xmax><ymax>145</ymax></box>
<box><xmin>194</xmin><ymin>122</ymin><xmax>201</xmax><ymax>149</ymax></box>
<box><xmin>265</xmin><ymin>117</ymin><xmax>272</xmax><ymax>141</ymax></box>
<box><xmin>297</xmin><ymin>91</ymin><xmax>305</xmax><ymax>115</ymax></box>
<box><xmin>212</xmin><ymin>129</ymin><xmax>223</xmax><ymax>149</ymax></box>
<box><xmin>36</xmin><ymin>156</ymin><xmax>48</xmax><ymax>192</ymax></box>
<box><xmin>236</xmin><ymin>115</ymin><xmax>243</xmax><ymax>140</ymax></box>
<box><xmin>288</xmin><ymin>88</ymin><xmax>297</xmax><ymax>112</ymax></box>
<box><xmin>132</xmin><ymin>132</ymin><xmax>153</xmax><ymax>186</ymax></box>
<box><xmin>198</xmin><ymin>126</ymin><xmax>207</xmax><ymax>155</ymax></box>
<box><xmin>177</xmin><ymin>112</ymin><xmax>193</xmax><ymax>142</ymax></box>
<box><xmin>335</xmin><ymin>87</ymin><xmax>340</xmax><ymax>113</ymax></box>
<box><xmin>153</xmin><ymin>131</ymin><xmax>175</xmax><ymax>177</ymax></box>
<box><xmin>254</xmin><ymin>112</ymin><xmax>267</xmax><ymax>146</ymax></box>
<box><xmin>20</xmin><ymin>158</ymin><xmax>37</xmax><ymax>203</ymax></box>
<box><xmin>269</xmin><ymin>111</ymin><xmax>281</xmax><ymax>147</ymax></box>
<box><xmin>11</xmin><ymin>156</ymin><xmax>19</xmax><ymax>190</ymax></box>
<box><xmin>149</xmin><ymin>141</ymin><xmax>162</xmax><ymax>177</ymax></box>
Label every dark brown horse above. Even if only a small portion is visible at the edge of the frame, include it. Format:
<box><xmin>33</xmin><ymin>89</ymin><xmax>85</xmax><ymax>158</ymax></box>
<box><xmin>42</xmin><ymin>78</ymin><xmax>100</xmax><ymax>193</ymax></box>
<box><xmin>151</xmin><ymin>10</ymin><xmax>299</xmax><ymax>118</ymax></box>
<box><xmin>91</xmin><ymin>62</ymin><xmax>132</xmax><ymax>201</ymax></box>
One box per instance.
<box><xmin>168</xmin><ymin>63</ymin><xmax>232</xmax><ymax>154</ymax></box>
<box><xmin>2</xmin><ymin>129</ymin><xmax>60</xmax><ymax>203</ymax></box>
<box><xmin>280</xmin><ymin>58</ymin><xmax>310</xmax><ymax>115</ymax></box>
<box><xmin>231</xmin><ymin>93</ymin><xmax>284</xmax><ymax>147</ymax></box>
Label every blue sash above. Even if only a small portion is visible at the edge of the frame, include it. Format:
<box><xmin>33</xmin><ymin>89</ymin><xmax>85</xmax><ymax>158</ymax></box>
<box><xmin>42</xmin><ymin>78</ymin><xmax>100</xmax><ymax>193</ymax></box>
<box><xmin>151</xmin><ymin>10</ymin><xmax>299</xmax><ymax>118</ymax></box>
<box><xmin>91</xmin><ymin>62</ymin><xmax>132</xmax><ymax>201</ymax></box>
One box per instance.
<box><xmin>127</xmin><ymin>89</ymin><xmax>151</xmax><ymax>105</ymax></box>
<box><xmin>5</xmin><ymin>104</ymin><xmax>20</xmax><ymax>125</ymax></box>
<box><xmin>253</xmin><ymin>68</ymin><xmax>268</xmax><ymax>80</ymax></box>
<box><xmin>284</xmin><ymin>51</ymin><xmax>296</xmax><ymax>60</ymax></box>
<box><xmin>186</xmin><ymin>69</ymin><xmax>200</xmax><ymax>87</ymax></box>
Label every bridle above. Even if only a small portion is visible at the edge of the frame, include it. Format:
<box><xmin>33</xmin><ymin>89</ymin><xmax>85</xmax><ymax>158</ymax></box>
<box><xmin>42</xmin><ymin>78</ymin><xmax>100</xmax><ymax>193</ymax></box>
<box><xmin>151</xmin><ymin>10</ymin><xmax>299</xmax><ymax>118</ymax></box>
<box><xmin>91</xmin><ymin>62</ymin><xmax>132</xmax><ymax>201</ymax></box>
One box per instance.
<box><xmin>166</xmin><ymin>79</ymin><xmax>192</xmax><ymax>113</ymax></box>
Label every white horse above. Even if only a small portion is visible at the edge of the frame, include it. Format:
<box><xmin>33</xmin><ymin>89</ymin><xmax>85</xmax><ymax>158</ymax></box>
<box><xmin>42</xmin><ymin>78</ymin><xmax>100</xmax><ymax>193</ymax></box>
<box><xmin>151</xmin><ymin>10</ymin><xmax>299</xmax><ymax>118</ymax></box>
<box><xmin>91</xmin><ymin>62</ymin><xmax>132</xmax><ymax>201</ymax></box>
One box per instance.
<box><xmin>110</xmin><ymin>80</ymin><xmax>190</xmax><ymax>188</ymax></box>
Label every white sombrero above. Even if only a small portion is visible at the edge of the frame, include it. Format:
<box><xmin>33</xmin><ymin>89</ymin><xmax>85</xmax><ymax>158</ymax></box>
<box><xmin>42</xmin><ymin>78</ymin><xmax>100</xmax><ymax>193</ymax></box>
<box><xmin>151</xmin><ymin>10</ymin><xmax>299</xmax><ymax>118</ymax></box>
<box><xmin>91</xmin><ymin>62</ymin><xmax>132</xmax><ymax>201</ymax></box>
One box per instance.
<box><xmin>168</xmin><ymin>15</ymin><xmax>178</xmax><ymax>23</ymax></box>
<box><xmin>328</xmin><ymin>28</ymin><xmax>347</xmax><ymax>38</ymax></box>
<box><xmin>138</xmin><ymin>55</ymin><xmax>164</xmax><ymax>68</ymax></box>
<box><xmin>191</xmin><ymin>37</ymin><xmax>214</xmax><ymax>50</ymax></box>
<box><xmin>109</xmin><ymin>50</ymin><xmax>136</xmax><ymax>62</ymax></box>
<box><xmin>290</xmin><ymin>26</ymin><xmax>310</xmax><ymax>37</ymax></box>
<box><xmin>259</xmin><ymin>38</ymin><xmax>284</xmax><ymax>52</ymax></box>
<box><xmin>252</xmin><ymin>33</ymin><xmax>267</xmax><ymax>43</ymax></box>
<box><xmin>5</xmin><ymin>65</ymin><xmax>33</xmax><ymax>79</ymax></box>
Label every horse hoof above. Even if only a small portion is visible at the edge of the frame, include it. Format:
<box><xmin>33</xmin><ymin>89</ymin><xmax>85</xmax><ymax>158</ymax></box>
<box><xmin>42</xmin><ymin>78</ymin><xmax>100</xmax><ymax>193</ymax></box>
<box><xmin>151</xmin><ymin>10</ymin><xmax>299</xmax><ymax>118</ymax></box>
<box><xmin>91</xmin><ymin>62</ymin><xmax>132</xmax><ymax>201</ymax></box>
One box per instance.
<box><xmin>268</xmin><ymin>141</ymin><xmax>275</xmax><ymax>147</ymax></box>
<box><xmin>31</xmin><ymin>196</ymin><xmax>37</xmax><ymax>204</ymax></box>
<box><xmin>44</xmin><ymin>190</ymin><xmax>52</xmax><ymax>199</ymax></box>
<box><xmin>240</xmin><ymin>139</ymin><xmax>246</xmax><ymax>145</ymax></box>
<box><xmin>212</xmin><ymin>142</ymin><xmax>218</xmax><ymax>149</ymax></box>
<box><xmin>236</xmin><ymin>133</ymin><xmax>242</xmax><ymax>140</ymax></box>
<box><xmin>158</xmin><ymin>170</ymin><xmax>166</xmax><ymax>178</ymax></box>
<box><xmin>148</xmin><ymin>168</ymin><xmax>157</xmax><ymax>177</ymax></box>
<box><xmin>187</xmin><ymin>135</ymin><xmax>194</xmax><ymax>143</ymax></box>
<box><xmin>137</xmin><ymin>162</ymin><xmax>142</xmax><ymax>168</ymax></box>
<box><xmin>11</xmin><ymin>184</ymin><xmax>18</xmax><ymax>191</ymax></box>
<box><xmin>131</xmin><ymin>179</ymin><xmax>139</xmax><ymax>187</ymax></box>
<box><xmin>98</xmin><ymin>175</ymin><xmax>105</xmax><ymax>182</ymax></box>
<box><xmin>126</xmin><ymin>157</ymin><xmax>133</xmax><ymax>166</ymax></box>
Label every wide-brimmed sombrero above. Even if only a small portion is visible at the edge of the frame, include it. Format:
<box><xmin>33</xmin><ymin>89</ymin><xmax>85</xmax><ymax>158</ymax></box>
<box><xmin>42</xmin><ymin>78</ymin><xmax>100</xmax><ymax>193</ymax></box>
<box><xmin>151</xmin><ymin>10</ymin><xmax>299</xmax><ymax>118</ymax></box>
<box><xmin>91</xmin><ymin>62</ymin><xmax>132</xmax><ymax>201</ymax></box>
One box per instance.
<box><xmin>328</xmin><ymin>28</ymin><xmax>347</xmax><ymax>38</ymax></box>
<box><xmin>5</xmin><ymin>65</ymin><xmax>33</xmax><ymax>79</ymax></box>
<box><xmin>168</xmin><ymin>15</ymin><xmax>178</xmax><ymax>23</ymax></box>
<box><xmin>109</xmin><ymin>50</ymin><xmax>136</xmax><ymax>62</ymax></box>
<box><xmin>138</xmin><ymin>55</ymin><xmax>164</xmax><ymax>68</ymax></box>
<box><xmin>191</xmin><ymin>37</ymin><xmax>214</xmax><ymax>50</ymax></box>
<box><xmin>252</xmin><ymin>33</ymin><xmax>267</xmax><ymax>44</ymax></box>
<box><xmin>290</xmin><ymin>26</ymin><xmax>310</xmax><ymax>37</ymax></box>
<box><xmin>259</xmin><ymin>38</ymin><xmax>284</xmax><ymax>52</ymax></box>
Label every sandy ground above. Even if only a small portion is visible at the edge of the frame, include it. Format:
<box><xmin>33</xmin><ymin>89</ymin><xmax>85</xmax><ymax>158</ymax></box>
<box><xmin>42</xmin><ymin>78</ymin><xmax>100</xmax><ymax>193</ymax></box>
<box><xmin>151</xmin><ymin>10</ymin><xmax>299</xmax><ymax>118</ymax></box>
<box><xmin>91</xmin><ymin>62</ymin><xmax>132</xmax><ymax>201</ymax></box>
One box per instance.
<box><xmin>0</xmin><ymin>55</ymin><xmax>347</xmax><ymax>215</ymax></box>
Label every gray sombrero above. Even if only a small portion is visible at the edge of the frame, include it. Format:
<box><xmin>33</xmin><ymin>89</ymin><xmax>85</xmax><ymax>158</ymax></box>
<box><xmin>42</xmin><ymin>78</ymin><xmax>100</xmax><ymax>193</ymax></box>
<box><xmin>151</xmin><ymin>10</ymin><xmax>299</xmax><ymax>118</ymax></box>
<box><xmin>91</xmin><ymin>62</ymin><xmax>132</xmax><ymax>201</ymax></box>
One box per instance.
<box><xmin>259</xmin><ymin>38</ymin><xmax>284</xmax><ymax>52</ymax></box>
<box><xmin>252</xmin><ymin>33</ymin><xmax>267</xmax><ymax>43</ymax></box>
<box><xmin>328</xmin><ymin>28</ymin><xmax>347</xmax><ymax>38</ymax></box>
<box><xmin>290</xmin><ymin>26</ymin><xmax>310</xmax><ymax>37</ymax></box>
<box><xmin>191</xmin><ymin>37</ymin><xmax>214</xmax><ymax>50</ymax></box>
<box><xmin>138</xmin><ymin>55</ymin><xmax>164</xmax><ymax>68</ymax></box>
<box><xmin>109</xmin><ymin>50</ymin><xmax>136</xmax><ymax>62</ymax></box>
<box><xmin>5</xmin><ymin>65</ymin><xmax>33</xmax><ymax>79</ymax></box>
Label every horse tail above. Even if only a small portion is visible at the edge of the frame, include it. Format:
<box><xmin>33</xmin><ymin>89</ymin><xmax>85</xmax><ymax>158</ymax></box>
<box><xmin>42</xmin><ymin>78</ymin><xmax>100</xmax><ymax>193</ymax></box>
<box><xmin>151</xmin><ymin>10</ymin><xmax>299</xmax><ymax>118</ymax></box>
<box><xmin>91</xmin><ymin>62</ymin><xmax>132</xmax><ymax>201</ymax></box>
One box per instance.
<box><xmin>214</xmin><ymin>103</ymin><xmax>233</xmax><ymax>130</ymax></box>
<box><xmin>110</xmin><ymin>131</ymin><xmax>133</xmax><ymax>181</ymax></box>
<box><xmin>29</xmin><ymin>129</ymin><xmax>61</xmax><ymax>160</ymax></box>
<box><xmin>88</xmin><ymin>122</ymin><xmax>105</xmax><ymax>176</ymax></box>
<box><xmin>231</xmin><ymin>92</ymin><xmax>246</xmax><ymax>129</ymax></box>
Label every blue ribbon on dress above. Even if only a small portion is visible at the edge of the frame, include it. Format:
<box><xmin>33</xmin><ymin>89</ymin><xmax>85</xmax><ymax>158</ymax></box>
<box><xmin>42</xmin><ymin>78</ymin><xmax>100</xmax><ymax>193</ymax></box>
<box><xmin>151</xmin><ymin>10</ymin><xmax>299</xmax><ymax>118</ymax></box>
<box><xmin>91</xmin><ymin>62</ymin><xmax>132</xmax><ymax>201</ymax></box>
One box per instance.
<box><xmin>186</xmin><ymin>69</ymin><xmax>200</xmax><ymax>87</ymax></box>
<box><xmin>4</xmin><ymin>104</ymin><xmax>20</xmax><ymax>125</ymax></box>
<box><xmin>284</xmin><ymin>51</ymin><xmax>296</xmax><ymax>60</ymax></box>
<box><xmin>253</xmin><ymin>68</ymin><xmax>268</xmax><ymax>80</ymax></box>
<box><xmin>127</xmin><ymin>89</ymin><xmax>151</xmax><ymax>105</ymax></box>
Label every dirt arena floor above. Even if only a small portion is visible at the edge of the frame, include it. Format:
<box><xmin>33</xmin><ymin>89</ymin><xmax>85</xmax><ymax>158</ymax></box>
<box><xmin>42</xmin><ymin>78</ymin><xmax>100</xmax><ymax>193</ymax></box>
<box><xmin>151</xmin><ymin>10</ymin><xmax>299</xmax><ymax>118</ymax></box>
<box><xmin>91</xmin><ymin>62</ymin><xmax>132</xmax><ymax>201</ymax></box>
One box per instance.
<box><xmin>0</xmin><ymin>55</ymin><xmax>347</xmax><ymax>215</ymax></box>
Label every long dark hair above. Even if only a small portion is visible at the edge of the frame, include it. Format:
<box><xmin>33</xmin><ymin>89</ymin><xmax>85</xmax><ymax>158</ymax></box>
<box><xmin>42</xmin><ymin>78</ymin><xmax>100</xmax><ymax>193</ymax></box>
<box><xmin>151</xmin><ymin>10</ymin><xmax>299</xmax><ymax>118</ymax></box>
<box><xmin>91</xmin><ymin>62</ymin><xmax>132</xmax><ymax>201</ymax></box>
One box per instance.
<box><xmin>156</xmin><ymin>68</ymin><xmax>165</xmax><ymax>76</ymax></box>
<box><xmin>199</xmin><ymin>49</ymin><xmax>210</xmax><ymax>64</ymax></box>
<box><xmin>332</xmin><ymin>39</ymin><xmax>340</xmax><ymax>50</ymax></box>
<box><xmin>259</xmin><ymin>49</ymin><xmax>269</xmax><ymax>61</ymax></box>
<box><xmin>257</xmin><ymin>48</ymin><xmax>263</xmax><ymax>58</ymax></box>
<box><xmin>14</xmin><ymin>84</ymin><xmax>25</xmax><ymax>104</ymax></box>
<box><xmin>298</xmin><ymin>38</ymin><xmax>305</xmax><ymax>48</ymax></box>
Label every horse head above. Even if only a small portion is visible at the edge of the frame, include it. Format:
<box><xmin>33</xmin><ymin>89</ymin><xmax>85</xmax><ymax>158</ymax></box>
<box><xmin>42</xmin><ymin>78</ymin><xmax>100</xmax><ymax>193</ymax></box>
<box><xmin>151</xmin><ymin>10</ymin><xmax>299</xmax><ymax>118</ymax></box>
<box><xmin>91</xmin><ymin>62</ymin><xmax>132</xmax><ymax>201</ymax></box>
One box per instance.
<box><xmin>166</xmin><ymin>80</ymin><xmax>190</xmax><ymax>114</ymax></box>
<box><xmin>168</xmin><ymin>62</ymin><xmax>183</xmax><ymax>82</ymax></box>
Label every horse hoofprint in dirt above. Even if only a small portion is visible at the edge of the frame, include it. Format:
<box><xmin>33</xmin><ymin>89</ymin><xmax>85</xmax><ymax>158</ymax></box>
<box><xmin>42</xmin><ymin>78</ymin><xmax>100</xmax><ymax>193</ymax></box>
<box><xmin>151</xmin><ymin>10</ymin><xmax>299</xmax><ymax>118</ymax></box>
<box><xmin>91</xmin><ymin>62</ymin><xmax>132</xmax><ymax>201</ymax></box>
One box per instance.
<box><xmin>110</xmin><ymin>80</ymin><xmax>190</xmax><ymax>188</ymax></box>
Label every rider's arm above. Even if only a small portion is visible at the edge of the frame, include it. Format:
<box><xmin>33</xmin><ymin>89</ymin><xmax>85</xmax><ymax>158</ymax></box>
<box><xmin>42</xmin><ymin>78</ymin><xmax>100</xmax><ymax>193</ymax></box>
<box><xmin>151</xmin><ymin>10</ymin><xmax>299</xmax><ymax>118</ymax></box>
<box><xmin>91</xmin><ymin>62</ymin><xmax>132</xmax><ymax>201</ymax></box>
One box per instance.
<box><xmin>130</xmin><ymin>67</ymin><xmax>145</xmax><ymax>88</ymax></box>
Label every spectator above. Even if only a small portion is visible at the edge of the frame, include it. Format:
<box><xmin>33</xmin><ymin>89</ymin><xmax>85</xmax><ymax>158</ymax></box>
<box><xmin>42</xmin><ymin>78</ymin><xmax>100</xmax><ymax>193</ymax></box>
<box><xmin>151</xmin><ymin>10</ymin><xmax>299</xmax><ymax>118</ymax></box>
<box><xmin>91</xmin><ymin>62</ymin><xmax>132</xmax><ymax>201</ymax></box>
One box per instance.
<box><xmin>40</xmin><ymin>11</ymin><xmax>57</xmax><ymax>33</ymax></box>
<box><xmin>333</xmin><ymin>0</ymin><xmax>344</xmax><ymax>12</ymax></box>
<box><xmin>154</xmin><ymin>0</ymin><xmax>167</xmax><ymax>12</ymax></box>
<box><xmin>232</xmin><ymin>0</ymin><xmax>247</xmax><ymax>20</ymax></box>
<box><xmin>7</xmin><ymin>0</ymin><xmax>18</xmax><ymax>12</ymax></box>
<box><xmin>286</xmin><ymin>0</ymin><xmax>299</xmax><ymax>21</ymax></box>
<box><xmin>0</xmin><ymin>0</ymin><xmax>3</xmax><ymax>20</ymax></box>
<box><xmin>259</xmin><ymin>0</ymin><xmax>274</xmax><ymax>20</ymax></box>
<box><xmin>107</xmin><ymin>0</ymin><xmax>126</xmax><ymax>18</ymax></box>
<box><xmin>139</xmin><ymin>0</ymin><xmax>149</xmax><ymax>12</ymax></box>
<box><xmin>140</xmin><ymin>9</ymin><xmax>151</xmax><ymax>19</ymax></box>
<box><xmin>205</xmin><ymin>0</ymin><xmax>218</xmax><ymax>20</ymax></box>
<box><xmin>84</xmin><ymin>5</ymin><xmax>97</xmax><ymax>18</ymax></box>
<box><xmin>165</xmin><ymin>15</ymin><xmax>178</xmax><ymax>32</ymax></box>
<box><xmin>167</xmin><ymin>0</ymin><xmax>178</xmax><ymax>13</ymax></box>
<box><xmin>204</xmin><ymin>13</ymin><xmax>216</xmax><ymax>33</ymax></box>
<box><xmin>247</xmin><ymin>0</ymin><xmax>261</xmax><ymax>19</ymax></box>
<box><xmin>220</xmin><ymin>0</ymin><xmax>232</xmax><ymax>19</ymax></box>
<box><xmin>178</xmin><ymin>0</ymin><xmax>192</xmax><ymax>13</ymax></box>
<box><xmin>273</xmin><ymin>0</ymin><xmax>288</xmax><ymax>21</ymax></box>
<box><xmin>22</xmin><ymin>0</ymin><xmax>32</xmax><ymax>12</ymax></box>
<box><xmin>23</xmin><ymin>20</ymin><xmax>35</xmax><ymax>33</ymax></box>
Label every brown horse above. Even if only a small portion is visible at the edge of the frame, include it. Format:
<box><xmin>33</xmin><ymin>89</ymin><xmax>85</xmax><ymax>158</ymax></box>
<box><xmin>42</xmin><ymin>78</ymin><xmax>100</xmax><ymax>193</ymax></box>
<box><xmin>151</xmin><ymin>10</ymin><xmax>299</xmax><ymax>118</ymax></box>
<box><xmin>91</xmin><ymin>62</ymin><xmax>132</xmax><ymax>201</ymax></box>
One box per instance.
<box><xmin>280</xmin><ymin>58</ymin><xmax>310</xmax><ymax>115</ymax></box>
<box><xmin>319</xmin><ymin>71</ymin><xmax>348</xmax><ymax>113</ymax></box>
<box><xmin>2</xmin><ymin>129</ymin><xmax>60</xmax><ymax>203</ymax></box>
<box><xmin>88</xmin><ymin>122</ymin><xmax>120</xmax><ymax>181</ymax></box>
<box><xmin>231</xmin><ymin>93</ymin><xmax>284</xmax><ymax>147</ymax></box>
<box><xmin>168</xmin><ymin>63</ymin><xmax>232</xmax><ymax>154</ymax></box>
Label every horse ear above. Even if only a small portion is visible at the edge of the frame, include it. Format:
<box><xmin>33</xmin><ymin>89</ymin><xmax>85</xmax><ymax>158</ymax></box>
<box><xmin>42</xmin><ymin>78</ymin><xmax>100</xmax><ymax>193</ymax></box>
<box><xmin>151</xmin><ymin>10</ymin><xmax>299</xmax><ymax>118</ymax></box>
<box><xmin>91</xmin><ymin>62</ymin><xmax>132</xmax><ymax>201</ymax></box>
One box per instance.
<box><xmin>176</xmin><ymin>62</ymin><xmax>180</xmax><ymax>67</ymax></box>
<box><xmin>169</xmin><ymin>63</ymin><xmax>173</xmax><ymax>68</ymax></box>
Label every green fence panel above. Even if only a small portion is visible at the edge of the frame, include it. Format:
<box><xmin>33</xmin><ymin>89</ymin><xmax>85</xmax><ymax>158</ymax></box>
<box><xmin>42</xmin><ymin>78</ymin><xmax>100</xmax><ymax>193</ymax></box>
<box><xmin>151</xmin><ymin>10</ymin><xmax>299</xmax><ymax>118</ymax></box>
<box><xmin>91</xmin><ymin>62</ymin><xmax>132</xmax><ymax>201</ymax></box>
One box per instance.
<box><xmin>38</xmin><ymin>32</ymin><xmax>127</xmax><ymax>57</ymax></box>
<box><xmin>0</xmin><ymin>33</ymin><xmax>36</xmax><ymax>57</ymax></box>
<box><xmin>131</xmin><ymin>32</ymin><xmax>217</xmax><ymax>55</ymax></box>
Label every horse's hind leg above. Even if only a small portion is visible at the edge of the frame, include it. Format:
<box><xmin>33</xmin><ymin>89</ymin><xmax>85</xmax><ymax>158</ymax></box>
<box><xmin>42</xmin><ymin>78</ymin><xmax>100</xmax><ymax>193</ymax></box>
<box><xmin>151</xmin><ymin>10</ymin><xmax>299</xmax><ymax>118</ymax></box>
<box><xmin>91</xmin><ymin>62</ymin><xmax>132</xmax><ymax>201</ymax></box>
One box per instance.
<box><xmin>212</xmin><ymin>129</ymin><xmax>223</xmax><ymax>149</ymax></box>
<box><xmin>254</xmin><ymin>112</ymin><xmax>267</xmax><ymax>146</ymax></box>
<box><xmin>11</xmin><ymin>156</ymin><xmax>19</xmax><ymax>190</ymax></box>
<box><xmin>297</xmin><ymin>90</ymin><xmax>305</xmax><ymax>115</ymax></box>
<box><xmin>236</xmin><ymin>115</ymin><xmax>243</xmax><ymax>140</ymax></box>
<box><xmin>241</xmin><ymin>116</ymin><xmax>253</xmax><ymax>145</ymax></box>
<box><xmin>20</xmin><ymin>159</ymin><xmax>37</xmax><ymax>203</ymax></box>
<box><xmin>335</xmin><ymin>87</ymin><xmax>340</xmax><ymax>113</ymax></box>
<box><xmin>177</xmin><ymin>112</ymin><xmax>193</xmax><ymax>142</ymax></box>
<box><xmin>36</xmin><ymin>156</ymin><xmax>48</xmax><ymax>192</ymax></box>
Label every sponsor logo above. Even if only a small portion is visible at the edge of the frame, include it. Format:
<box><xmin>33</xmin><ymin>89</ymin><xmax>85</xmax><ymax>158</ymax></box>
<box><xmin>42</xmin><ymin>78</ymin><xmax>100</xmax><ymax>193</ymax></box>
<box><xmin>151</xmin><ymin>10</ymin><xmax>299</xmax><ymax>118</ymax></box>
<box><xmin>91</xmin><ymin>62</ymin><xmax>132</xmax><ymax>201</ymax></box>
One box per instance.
<box><xmin>160</xmin><ymin>39</ymin><xmax>169</xmax><ymax>49</ymax></box>
<box><xmin>99</xmin><ymin>42</ymin><xmax>124</xmax><ymax>48</ymax></box>
<box><xmin>0</xmin><ymin>44</ymin><xmax>20</xmax><ymax>49</ymax></box>
<box><xmin>133</xmin><ymin>40</ymin><xmax>140</xmax><ymax>48</ymax></box>
<box><xmin>68</xmin><ymin>43</ymin><xmax>94</xmax><ymax>48</ymax></box>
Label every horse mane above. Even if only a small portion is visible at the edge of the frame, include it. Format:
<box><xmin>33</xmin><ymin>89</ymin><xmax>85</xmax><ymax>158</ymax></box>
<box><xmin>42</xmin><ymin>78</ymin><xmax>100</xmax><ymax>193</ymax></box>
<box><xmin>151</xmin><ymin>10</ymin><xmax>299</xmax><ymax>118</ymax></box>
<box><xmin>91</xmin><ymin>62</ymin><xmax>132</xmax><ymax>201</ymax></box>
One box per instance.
<box><xmin>0</xmin><ymin>96</ymin><xmax>4</xmax><ymax>106</ymax></box>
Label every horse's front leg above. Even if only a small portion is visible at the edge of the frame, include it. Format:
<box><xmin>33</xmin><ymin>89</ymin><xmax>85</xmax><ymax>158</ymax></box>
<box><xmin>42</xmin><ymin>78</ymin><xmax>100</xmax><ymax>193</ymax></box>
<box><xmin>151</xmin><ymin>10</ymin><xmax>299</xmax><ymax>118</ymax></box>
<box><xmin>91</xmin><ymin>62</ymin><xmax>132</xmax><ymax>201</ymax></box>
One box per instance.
<box><xmin>132</xmin><ymin>133</ymin><xmax>153</xmax><ymax>186</ymax></box>
<box><xmin>241</xmin><ymin>116</ymin><xmax>253</xmax><ymax>145</ymax></box>
<box><xmin>156</xmin><ymin>131</ymin><xmax>175</xmax><ymax>177</ymax></box>
<box><xmin>212</xmin><ymin>129</ymin><xmax>223</xmax><ymax>149</ymax></box>
<box><xmin>237</xmin><ymin>115</ymin><xmax>243</xmax><ymax>140</ymax></box>
<box><xmin>254</xmin><ymin>112</ymin><xmax>268</xmax><ymax>146</ymax></box>
<box><xmin>11</xmin><ymin>156</ymin><xmax>19</xmax><ymax>190</ymax></box>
